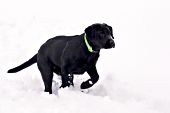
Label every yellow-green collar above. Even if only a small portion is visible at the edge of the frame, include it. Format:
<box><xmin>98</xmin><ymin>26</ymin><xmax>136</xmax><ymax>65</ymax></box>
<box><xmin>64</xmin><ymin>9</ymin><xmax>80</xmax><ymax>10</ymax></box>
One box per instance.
<box><xmin>84</xmin><ymin>33</ymin><xmax>94</xmax><ymax>53</ymax></box>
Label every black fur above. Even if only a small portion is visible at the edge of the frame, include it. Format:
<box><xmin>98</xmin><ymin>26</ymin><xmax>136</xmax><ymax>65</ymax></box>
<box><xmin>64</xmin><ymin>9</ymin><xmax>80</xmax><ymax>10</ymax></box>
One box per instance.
<box><xmin>8</xmin><ymin>23</ymin><xmax>115</xmax><ymax>94</ymax></box>
<box><xmin>8</xmin><ymin>54</ymin><xmax>37</xmax><ymax>73</ymax></box>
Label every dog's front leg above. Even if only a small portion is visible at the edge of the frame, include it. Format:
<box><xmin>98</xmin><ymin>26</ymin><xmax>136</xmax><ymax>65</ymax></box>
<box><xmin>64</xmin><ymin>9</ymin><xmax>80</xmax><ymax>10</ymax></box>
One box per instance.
<box><xmin>60</xmin><ymin>74</ymin><xmax>74</xmax><ymax>88</ymax></box>
<box><xmin>60</xmin><ymin>75</ymin><xmax>70</xmax><ymax>88</ymax></box>
<box><xmin>69</xmin><ymin>74</ymin><xmax>74</xmax><ymax>86</ymax></box>
<box><xmin>81</xmin><ymin>66</ymin><xmax>99</xmax><ymax>89</ymax></box>
<box><xmin>60</xmin><ymin>66</ymin><xmax>71</xmax><ymax>88</ymax></box>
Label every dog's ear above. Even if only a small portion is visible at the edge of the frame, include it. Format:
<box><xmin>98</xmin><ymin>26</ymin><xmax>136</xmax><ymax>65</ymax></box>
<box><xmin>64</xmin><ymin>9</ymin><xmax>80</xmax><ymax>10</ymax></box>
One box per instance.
<box><xmin>103</xmin><ymin>24</ymin><xmax>114</xmax><ymax>39</ymax></box>
<box><xmin>108</xmin><ymin>26</ymin><xmax>113</xmax><ymax>39</ymax></box>
<box><xmin>85</xmin><ymin>24</ymin><xmax>102</xmax><ymax>38</ymax></box>
<box><xmin>85</xmin><ymin>25</ymin><xmax>93</xmax><ymax>38</ymax></box>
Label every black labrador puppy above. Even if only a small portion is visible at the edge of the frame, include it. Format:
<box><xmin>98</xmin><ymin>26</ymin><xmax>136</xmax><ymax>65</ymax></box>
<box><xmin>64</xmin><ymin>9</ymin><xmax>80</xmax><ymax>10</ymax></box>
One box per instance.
<box><xmin>8</xmin><ymin>23</ymin><xmax>115</xmax><ymax>94</ymax></box>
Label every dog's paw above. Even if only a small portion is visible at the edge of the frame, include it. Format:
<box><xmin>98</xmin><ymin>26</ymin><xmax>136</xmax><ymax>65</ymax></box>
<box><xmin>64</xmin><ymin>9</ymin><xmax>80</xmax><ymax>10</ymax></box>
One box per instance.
<box><xmin>80</xmin><ymin>79</ymin><xmax>94</xmax><ymax>89</ymax></box>
<box><xmin>60</xmin><ymin>83</ymin><xmax>69</xmax><ymax>88</ymax></box>
<box><xmin>60</xmin><ymin>81</ymin><xmax>72</xmax><ymax>88</ymax></box>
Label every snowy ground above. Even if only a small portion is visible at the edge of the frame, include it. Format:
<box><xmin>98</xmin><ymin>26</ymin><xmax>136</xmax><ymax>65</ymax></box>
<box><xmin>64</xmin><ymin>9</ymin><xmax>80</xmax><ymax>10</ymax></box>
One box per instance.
<box><xmin>1</xmin><ymin>0</ymin><xmax>170</xmax><ymax>113</ymax></box>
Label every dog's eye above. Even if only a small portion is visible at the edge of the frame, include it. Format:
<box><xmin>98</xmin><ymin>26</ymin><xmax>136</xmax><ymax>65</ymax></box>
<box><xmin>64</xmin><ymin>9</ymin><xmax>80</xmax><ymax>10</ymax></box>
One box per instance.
<box><xmin>98</xmin><ymin>33</ymin><xmax>105</xmax><ymax>39</ymax></box>
<box><xmin>100</xmin><ymin>31</ymin><xmax>105</xmax><ymax>34</ymax></box>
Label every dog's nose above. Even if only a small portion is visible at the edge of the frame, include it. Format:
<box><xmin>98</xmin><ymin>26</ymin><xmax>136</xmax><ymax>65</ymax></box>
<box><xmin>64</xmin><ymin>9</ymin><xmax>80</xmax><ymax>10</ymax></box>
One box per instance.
<box><xmin>109</xmin><ymin>40</ymin><xmax>115</xmax><ymax>48</ymax></box>
<box><xmin>104</xmin><ymin>39</ymin><xmax>115</xmax><ymax>49</ymax></box>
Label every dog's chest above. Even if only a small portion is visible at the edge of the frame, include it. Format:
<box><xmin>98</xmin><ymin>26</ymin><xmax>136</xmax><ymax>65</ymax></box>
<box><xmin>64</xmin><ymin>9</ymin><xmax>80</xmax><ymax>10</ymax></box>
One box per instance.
<box><xmin>70</xmin><ymin>54</ymin><xmax>99</xmax><ymax>74</ymax></box>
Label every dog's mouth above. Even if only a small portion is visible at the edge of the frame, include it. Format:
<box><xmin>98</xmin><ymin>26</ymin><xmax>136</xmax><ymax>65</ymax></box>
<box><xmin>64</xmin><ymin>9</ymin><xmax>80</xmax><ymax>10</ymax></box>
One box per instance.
<box><xmin>104</xmin><ymin>39</ymin><xmax>115</xmax><ymax>49</ymax></box>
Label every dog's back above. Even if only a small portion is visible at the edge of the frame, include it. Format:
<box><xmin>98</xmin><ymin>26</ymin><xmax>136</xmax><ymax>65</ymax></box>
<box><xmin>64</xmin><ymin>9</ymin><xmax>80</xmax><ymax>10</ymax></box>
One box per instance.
<box><xmin>37</xmin><ymin>35</ymin><xmax>81</xmax><ymax>67</ymax></box>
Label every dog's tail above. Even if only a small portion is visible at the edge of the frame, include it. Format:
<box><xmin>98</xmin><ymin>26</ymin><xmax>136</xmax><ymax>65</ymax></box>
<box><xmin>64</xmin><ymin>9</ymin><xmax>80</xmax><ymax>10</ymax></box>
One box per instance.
<box><xmin>7</xmin><ymin>54</ymin><xmax>37</xmax><ymax>73</ymax></box>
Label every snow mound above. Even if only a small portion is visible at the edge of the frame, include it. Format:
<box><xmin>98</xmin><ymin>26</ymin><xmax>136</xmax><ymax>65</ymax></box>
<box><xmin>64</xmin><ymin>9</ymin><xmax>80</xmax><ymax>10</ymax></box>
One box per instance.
<box><xmin>0</xmin><ymin>74</ymin><xmax>168</xmax><ymax>113</ymax></box>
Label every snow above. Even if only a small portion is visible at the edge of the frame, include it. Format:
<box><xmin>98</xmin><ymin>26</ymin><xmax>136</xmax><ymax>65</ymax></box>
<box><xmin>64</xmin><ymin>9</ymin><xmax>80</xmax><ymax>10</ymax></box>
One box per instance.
<box><xmin>1</xmin><ymin>0</ymin><xmax>170</xmax><ymax>113</ymax></box>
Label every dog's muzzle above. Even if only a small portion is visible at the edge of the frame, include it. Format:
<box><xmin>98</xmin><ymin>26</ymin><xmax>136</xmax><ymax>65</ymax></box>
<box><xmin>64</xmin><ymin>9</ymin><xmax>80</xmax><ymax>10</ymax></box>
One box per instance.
<box><xmin>104</xmin><ymin>39</ymin><xmax>115</xmax><ymax>49</ymax></box>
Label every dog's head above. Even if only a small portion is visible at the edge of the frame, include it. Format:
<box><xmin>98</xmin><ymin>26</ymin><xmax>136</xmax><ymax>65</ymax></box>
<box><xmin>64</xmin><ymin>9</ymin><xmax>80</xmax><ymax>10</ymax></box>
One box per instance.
<box><xmin>85</xmin><ymin>23</ymin><xmax>115</xmax><ymax>51</ymax></box>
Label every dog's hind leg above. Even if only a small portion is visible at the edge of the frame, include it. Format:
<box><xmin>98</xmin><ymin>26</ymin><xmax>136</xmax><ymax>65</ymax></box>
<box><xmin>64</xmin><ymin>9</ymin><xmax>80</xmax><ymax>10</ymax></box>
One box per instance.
<box><xmin>37</xmin><ymin>60</ymin><xmax>54</xmax><ymax>94</ymax></box>
<box><xmin>81</xmin><ymin>66</ymin><xmax>99</xmax><ymax>89</ymax></box>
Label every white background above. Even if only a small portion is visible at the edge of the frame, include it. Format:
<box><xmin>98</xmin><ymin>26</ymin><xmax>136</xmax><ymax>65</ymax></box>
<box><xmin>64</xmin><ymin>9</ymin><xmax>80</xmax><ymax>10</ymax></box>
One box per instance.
<box><xmin>0</xmin><ymin>0</ymin><xmax>170</xmax><ymax>113</ymax></box>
